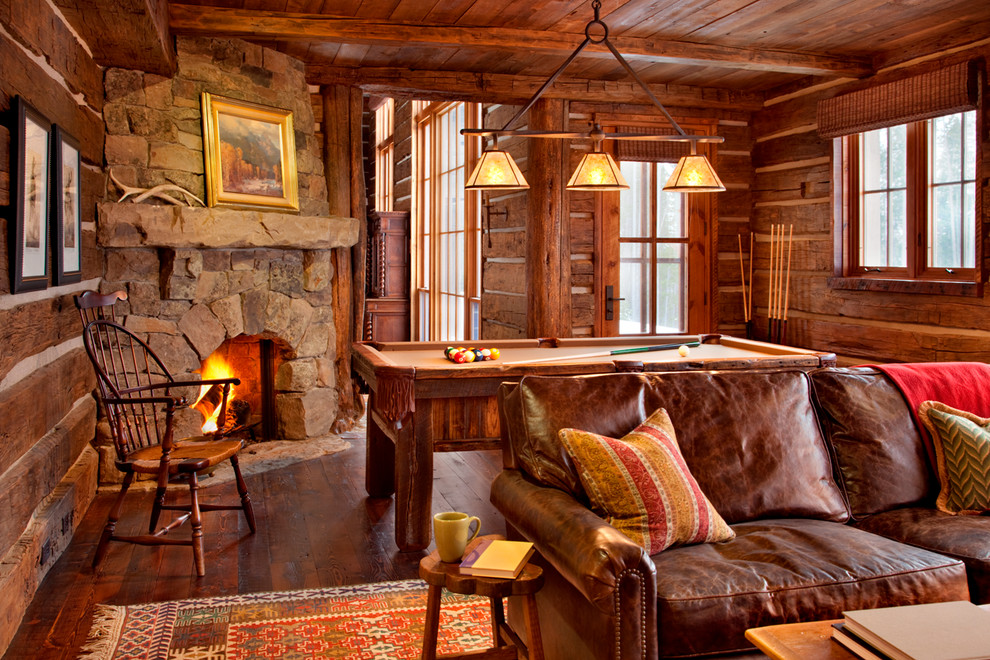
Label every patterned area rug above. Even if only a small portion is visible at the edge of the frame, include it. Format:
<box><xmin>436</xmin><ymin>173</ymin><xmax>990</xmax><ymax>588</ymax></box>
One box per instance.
<box><xmin>80</xmin><ymin>579</ymin><xmax>493</xmax><ymax>659</ymax></box>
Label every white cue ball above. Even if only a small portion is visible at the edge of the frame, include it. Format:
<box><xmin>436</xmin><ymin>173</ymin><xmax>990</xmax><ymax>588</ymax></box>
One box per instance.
<box><xmin>677</xmin><ymin>344</ymin><xmax>691</xmax><ymax>357</ymax></box>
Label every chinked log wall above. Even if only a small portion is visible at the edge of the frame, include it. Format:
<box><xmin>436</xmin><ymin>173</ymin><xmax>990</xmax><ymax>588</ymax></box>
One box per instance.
<box><xmin>751</xmin><ymin>43</ymin><xmax>990</xmax><ymax>363</ymax></box>
<box><xmin>0</xmin><ymin>1</ymin><xmax>108</xmax><ymax>654</ymax></box>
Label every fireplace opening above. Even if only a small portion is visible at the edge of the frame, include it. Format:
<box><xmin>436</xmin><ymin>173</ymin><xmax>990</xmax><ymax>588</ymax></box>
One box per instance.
<box><xmin>194</xmin><ymin>336</ymin><xmax>290</xmax><ymax>442</ymax></box>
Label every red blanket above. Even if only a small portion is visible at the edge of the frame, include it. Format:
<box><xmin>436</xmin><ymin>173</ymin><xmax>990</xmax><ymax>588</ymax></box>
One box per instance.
<box><xmin>874</xmin><ymin>362</ymin><xmax>990</xmax><ymax>464</ymax></box>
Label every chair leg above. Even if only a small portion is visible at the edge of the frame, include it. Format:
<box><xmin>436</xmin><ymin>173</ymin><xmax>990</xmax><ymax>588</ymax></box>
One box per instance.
<box><xmin>93</xmin><ymin>472</ymin><xmax>134</xmax><ymax>569</ymax></box>
<box><xmin>187</xmin><ymin>471</ymin><xmax>206</xmax><ymax>577</ymax></box>
<box><xmin>230</xmin><ymin>455</ymin><xmax>256</xmax><ymax>533</ymax></box>
<box><xmin>150</xmin><ymin>485</ymin><xmax>167</xmax><ymax>533</ymax></box>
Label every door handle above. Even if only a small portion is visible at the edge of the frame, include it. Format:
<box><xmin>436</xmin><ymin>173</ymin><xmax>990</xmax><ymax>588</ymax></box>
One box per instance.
<box><xmin>605</xmin><ymin>285</ymin><xmax>625</xmax><ymax>321</ymax></box>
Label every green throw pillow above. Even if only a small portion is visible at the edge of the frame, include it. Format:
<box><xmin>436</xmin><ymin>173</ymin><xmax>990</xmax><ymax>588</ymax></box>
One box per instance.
<box><xmin>918</xmin><ymin>401</ymin><xmax>990</xmax><ymax>514</ymax></box>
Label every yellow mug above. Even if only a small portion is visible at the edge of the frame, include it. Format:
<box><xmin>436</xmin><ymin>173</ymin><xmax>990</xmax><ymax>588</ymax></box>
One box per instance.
<box><xmin>433</xmin><ymin>511</ymin><xmax>481</xmax><ymax>562</ymax></box>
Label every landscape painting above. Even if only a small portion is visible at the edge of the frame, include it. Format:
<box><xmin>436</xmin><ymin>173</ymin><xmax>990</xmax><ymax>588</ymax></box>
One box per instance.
<box><xmin>201</xmin><ymin>93</ymin><xmax>299</xmax><ymax>212</ymax></box>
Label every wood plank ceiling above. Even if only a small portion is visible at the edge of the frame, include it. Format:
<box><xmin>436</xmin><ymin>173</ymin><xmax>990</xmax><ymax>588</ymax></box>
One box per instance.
<box><xmin>164</xmin><ymin>0</ymin><xmax>990</xmax><ymax>102</ymax></box>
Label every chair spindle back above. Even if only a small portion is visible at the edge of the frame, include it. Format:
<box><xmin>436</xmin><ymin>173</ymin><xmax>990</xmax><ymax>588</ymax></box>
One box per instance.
<box><xmin>83</xmin><ymin>320</ymin><xmax>179</xmax><ymax>459</ymax></box>
<box><xmin>74</xmin><ymin>290</ymin><xmax>128</xmax><ymax>327</ymax></box>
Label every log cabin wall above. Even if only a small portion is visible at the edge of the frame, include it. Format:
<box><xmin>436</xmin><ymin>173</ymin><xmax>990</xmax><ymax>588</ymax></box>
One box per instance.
<box><xmin>480</xmin><ymin>103</ymin><xmax>528</xmax><ymax>339</ymax></box>
<box><xmin>751</xmin><ymin>45</ymin><xmax>990</xmax><ymax>363</ymax></box>
<box><xmin>393</xmin><ymin>100</ymin><xmax>414</xmax><ymax>215</ymax></box>
<box><xmin>0</xmin><ymin>2</ymin><xmax>106</xmax><ymax>652</ymax></box>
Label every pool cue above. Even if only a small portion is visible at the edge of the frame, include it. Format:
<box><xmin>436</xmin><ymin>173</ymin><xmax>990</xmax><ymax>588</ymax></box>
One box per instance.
<box><xmin>767</xmin><ymin>224</ymin><xmax>776</xmax><ymax>344</ymax></box>
<box><xmin>782</xmin><ymin>224</ymin><xmax>793</xmax><ymax>345</ymax></box>
<box><xmin>774</xmin><ymin>223</ymin><xmax>784</xmax><ymax>344</ymax></box>
<box><xmin>747</xmin><ymin>232</ymin><xmax>753</xmax><ymax>338</ymax></box>
<box><xmin>737</xmin><ymin>234</ymin><xmax>749</xmax><ymax>326</ymax></box>
<box><xmin>500</xmin><ymin>341</ymin><xmax>702</xmax><ymax>366</ymax></box>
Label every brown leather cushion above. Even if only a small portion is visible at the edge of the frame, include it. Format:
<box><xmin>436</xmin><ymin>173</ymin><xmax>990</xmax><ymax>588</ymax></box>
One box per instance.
<box><xmin>653</xmin><ymin>519</ymin><xmax>970</xmax><ymax>657</ymax></box>
<box><xmin>510</xmin><ymin>371</ymin><xmax>848</xmax><ymax>524</ymax></box>
<box><xmin>855</xmin><ymin>507</ymin><xmax>990</xmax><ymax>604</ymax></box>
<box><xmin>811</xmin><ymin>367</ymin><xmax>937</xmax><ymax>517</ymax></box>
<box><xmin>123</xmin><ymin>438</ymin><xmax>243</xmax><ymax>474</ymax></box>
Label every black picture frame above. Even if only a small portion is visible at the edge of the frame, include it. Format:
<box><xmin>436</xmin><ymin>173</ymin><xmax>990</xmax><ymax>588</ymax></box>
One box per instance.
<box><xmin>9</xmin><ymin>96</ymin><xmax>51</xmax><ymax>293</ymax></box>
<box><xmin>51</xmin><ymin>125</ymin><xmax>82</xmax><ymax>286</ymax></box>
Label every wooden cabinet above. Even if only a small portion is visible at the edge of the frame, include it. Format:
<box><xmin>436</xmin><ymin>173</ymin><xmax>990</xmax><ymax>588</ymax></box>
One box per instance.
<box><xmin>364</xmin><ymin>210</ymin><xmax>410</xmax><ymax>341</ymax></box>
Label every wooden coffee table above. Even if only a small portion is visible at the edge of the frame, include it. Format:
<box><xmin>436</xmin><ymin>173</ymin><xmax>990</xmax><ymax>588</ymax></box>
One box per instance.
<box><xmin>745</xmin><ymin>619</ymin><xmax>850</xmax><ymax>660</ymax></box>
<box><xmin>746</xmin><ymin>604</ymin><xmax>990</xmax><ymax>660</ymax></box>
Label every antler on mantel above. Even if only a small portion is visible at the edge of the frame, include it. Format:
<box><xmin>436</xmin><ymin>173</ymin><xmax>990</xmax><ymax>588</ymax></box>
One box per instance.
<box><xmin>109</xmin><ymin>169</ymin><xmax>206</xmax><ymax>207</ymax></box>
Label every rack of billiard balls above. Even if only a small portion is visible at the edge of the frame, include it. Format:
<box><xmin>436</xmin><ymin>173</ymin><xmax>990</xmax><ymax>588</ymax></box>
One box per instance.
<box><xmin>444</xmin><ymin>346</ymin><xmax>501</xmax><ymax>363</ymax></box>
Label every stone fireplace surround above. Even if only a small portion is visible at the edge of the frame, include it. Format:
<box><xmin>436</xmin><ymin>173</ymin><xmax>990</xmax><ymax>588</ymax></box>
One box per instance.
<box><xmin>95</xmin><ymin>202</ymin><xmax>359</xmax><ymax>478</ymax></box>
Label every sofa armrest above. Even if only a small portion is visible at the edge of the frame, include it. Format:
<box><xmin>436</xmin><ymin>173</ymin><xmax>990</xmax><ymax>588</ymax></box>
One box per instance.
<box><xmin>491</xmin><ymin>469</ymin><xmax>657</xmax><ymax>614</ymax></box>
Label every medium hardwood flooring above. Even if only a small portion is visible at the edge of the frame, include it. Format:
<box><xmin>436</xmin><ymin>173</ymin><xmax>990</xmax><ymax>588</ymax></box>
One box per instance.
<box><xmin>2</xmin><ymin>432</ymin><xmax>504</xmax><ymax>660</ymax></box>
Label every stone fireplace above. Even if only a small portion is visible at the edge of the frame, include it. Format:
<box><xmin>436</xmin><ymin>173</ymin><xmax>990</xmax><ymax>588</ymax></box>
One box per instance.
<box><xmin>93</xmin><ymin>37</ymin><xmax>361</xmax><ymax>483</ymax></box>
<box><xmin>96</xmin><ymin>204</ymin><xmax>359</xmax><ymax>449</ymax></box>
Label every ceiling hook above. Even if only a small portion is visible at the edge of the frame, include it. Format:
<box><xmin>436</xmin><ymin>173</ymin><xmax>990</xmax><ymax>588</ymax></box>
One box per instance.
<box><xmin>586</xmin><ymin>0</ymin><xmax>608</xmax><ymax>43</ymax></box>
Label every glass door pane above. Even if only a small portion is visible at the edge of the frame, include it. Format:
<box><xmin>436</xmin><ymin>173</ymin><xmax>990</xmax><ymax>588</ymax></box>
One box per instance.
<box><xmin>619</xmin><ymin>242</ymin><xmax>650</xmax><ymax>334</ymax></box>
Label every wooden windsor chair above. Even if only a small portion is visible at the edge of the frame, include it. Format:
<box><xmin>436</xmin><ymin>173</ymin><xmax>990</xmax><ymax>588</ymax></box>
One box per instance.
<box><xmin>74</xmin><ymin>289</ymin><xmax>128</xmax><ymax>326</ymax></box>
<box><xmin>81</xmin><ymin>319</ymin><xmax>257</xmax><ymax>576</ymax></box>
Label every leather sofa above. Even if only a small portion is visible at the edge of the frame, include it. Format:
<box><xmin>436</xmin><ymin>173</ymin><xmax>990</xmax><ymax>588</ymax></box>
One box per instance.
<box><xmin>491</xmin><ymin>367</ymin><xmax>986</xmax><ymax>659</ymax></box>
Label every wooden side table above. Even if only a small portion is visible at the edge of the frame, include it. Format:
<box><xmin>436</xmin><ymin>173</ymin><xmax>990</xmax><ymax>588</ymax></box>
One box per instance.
<box><xmin>419</xmin><ymin>534</ymin><xmax>545</xmax><ymax>660</ymax></box>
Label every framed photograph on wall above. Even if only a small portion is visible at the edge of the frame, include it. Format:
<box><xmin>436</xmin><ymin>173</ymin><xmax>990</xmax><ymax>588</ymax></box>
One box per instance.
<box><xmin>201</xmin><ymin>93</ymin><xmax>299</xmax><ymax>212</ymax></box>
<box><xmin>51</xmin><ymin>125</ymin><xmax>82</xmax><ymax>285</ymax></box>
<box><xmin>9</xmin><ymin>96</ymin><xmax>51</xmax><ymax>293</ymax></box>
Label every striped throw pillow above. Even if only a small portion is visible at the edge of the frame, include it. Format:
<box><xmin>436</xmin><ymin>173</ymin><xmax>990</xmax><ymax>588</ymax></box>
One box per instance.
<box><xmin>558</xmin><ymin>407</ymin><xmax>734</xmax><ymax>554</ymax></box>
<box><xmin>918</xmin><ymin>401</ymin><xmax>990</xmax><ymax>514</ymax></box>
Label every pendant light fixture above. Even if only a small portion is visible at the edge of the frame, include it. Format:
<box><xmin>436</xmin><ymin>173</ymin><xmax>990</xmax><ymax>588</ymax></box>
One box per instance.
<box><xmin>462</xmin><ymin>0</ymin><xmax>724</xmax><ymax>194</ymax></box>
<box><xmin>663</xmin><ymin>144</ymin><xmax>726</xmax><ymax>193</ymax></box>
<box><xmin>565</xmin><ymin>126</ymin><xmax>629</xmax><ymax>191</ymax></box>
<box><xmin>464</xmin><ymin>137</ymin><xmax>529</xmax><ymax>190</ymax></box>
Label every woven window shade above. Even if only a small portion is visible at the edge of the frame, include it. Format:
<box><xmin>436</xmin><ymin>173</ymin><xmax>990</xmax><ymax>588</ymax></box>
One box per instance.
<box><xmin>613</xmin><ymin>126</ymin><xmax>689</xmax><ymax>162</ymax></box>
<box><xmin>817</xmin><ymin>61</ymin><xmax>979</xmax><ymax>138</ymax></box>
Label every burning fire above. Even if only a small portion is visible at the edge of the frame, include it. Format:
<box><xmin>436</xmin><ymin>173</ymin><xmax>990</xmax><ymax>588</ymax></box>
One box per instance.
<box><xmin>193</xmin><ymin>354</ymin><xmax>237</xmax><ymax>434</ymax></box>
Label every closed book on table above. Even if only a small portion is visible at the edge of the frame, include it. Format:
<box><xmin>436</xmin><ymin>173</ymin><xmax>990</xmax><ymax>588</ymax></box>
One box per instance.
<box><xmin>459</xmin><ymin>539</ymin><xmax>535</xmax><ymax>579</ymax></box>
<box><xmin>842</xmin><ymin>601</ymin><xmax>990</xmax><ymax>660</ymax></box>
<box><xmin>832</xmin><ymin>622</ymin><xmax>893</xmax><ymax>660</ymax></box>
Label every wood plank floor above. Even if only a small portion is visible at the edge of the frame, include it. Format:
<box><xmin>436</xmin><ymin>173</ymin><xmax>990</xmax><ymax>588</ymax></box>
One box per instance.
<box><xmin>2</xmin><ymin>431</ymin><xmax>505</xmax><ymax>660</ymax></box>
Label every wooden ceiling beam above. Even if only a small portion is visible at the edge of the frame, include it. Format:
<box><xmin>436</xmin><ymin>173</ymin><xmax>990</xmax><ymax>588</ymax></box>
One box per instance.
<box><xmin>53</xmin><ymin>0</ymin><xmax>176</xmax><ymax>76</ymax></box>
<box><xmin>168</xmin><ymin>4</ymin><xmax>872</xmax><ymax>78</ymax></box>
<box><xmin>307</xmin><ymin>66</ymin><xmax>766</xmax><ymax>111</ymax></box>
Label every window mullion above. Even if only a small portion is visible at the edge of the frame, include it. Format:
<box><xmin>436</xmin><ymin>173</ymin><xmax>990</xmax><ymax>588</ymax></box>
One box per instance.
<box><xmin>908</xmin><ymin>121</ymin><xmax>925</xmax><ymax>279</ymax></box>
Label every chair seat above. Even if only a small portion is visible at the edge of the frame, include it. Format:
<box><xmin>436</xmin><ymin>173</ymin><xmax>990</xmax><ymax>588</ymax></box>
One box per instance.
<box><xmin>121</xmin><ymin>438</ymin><xmax>245</xmax><ymax>474</ymax></box>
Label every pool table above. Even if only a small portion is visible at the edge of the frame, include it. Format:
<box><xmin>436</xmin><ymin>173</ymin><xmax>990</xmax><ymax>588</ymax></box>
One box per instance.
<box><xmin>351</xmin><ymin>334</ymin><xmax>835</xmax><ymax>551</ymax></box>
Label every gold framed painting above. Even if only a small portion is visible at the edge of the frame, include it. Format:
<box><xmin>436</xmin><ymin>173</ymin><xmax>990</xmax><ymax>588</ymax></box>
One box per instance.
<box><xmin>201</xmin><ymin>93</ymin><xmax>299</xmax><ymax>212</ymax></box>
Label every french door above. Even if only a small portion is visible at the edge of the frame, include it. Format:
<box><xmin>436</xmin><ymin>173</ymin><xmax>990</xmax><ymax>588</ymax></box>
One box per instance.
<box><xmin>600</xmin><ymin>158</ymin><xmax>713</xmax><ymax>336</ymax></box>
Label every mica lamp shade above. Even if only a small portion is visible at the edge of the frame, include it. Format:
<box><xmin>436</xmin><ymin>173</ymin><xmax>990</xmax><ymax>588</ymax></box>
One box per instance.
<box><xmin>566</xmin><ymin>152</ymin><xmax>630</xmax><ymax>191</ymax></box>
<box><xmin>465</xmin><ymin>149</ymin><xmax>530</xmax><ymax>190</ymax></box>
<box><xmin>662</xmin><ymin>154</ymin><xmax>726</xmax><ymax>193</ymax></box>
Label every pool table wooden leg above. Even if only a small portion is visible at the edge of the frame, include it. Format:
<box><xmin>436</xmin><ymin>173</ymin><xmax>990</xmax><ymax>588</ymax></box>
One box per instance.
<box><xmin>394</xmin><ymin>399</ymin><xmax>434</xmax><ymax>552</ymax></box>
<box><xmin>365</xmin><ymin>398</ymin><xmax>396</xmax><ymax>498</ymax></box>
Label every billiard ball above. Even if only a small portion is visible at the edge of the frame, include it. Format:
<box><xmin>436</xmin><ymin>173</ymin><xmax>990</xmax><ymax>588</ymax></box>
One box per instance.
<box><xmin>489</xmin><ymin>347</ymin><xmax>500</xmax><ymax>360</ymax></box>
<box><xmin>678</xmin><ymin>344</ymin><xmax>691</xmax><ymax>357</ymax></box>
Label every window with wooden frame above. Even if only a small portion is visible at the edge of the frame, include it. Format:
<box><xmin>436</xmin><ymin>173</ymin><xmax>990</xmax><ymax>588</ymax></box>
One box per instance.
<box><xmin>822</xmin><ymin>61</ymin><xmax>983</xmax><ymax>295</ymax></box>
<box><xmin>374</xmin><ymin>98</ymin><xmax>395</xmax><ymax>212</ymax></box>
<box><xmin>598</xmin><ymin>120</ymin><xmax>716</xmax><ymax>336</ymax></box>
<box><xmin>411</xmin><ymin>100</ymin><xmax>481</xmax><ymax>342</ymax></box>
